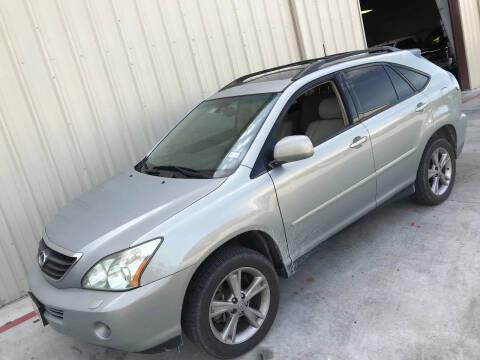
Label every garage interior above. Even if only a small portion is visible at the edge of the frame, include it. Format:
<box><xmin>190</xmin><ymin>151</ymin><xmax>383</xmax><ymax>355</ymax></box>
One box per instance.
<box><xmin>360</xmin><ymin>0</ymin><xmax>462</xmax><ymax>84</ymax></box>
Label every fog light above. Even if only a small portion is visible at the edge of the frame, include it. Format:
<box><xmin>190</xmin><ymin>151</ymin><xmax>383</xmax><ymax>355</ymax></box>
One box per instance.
<box><xmin>94</xmin><ymin>322</ymin><xmax>111</xmax><ymax>340</ymax></box>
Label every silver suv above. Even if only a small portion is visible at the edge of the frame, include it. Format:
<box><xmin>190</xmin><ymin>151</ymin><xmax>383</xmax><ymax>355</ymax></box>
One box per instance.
<box><xmin>28</xmin><ymin>47</ymin><xmax>466</xmax><ymax>358</ymax></box>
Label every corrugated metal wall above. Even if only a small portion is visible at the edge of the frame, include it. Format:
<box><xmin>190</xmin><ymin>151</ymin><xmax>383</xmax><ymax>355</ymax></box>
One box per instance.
<box><xmin>291</xmin><ymin>0</ymin><xmax>366</xmax><ymax>58</ymax></box>
<box><xmin>459</xmin><ymin>0</ymin><xmax>480</xmax><ymax>89</ymax></box>
<box><xmin>0</xmin><ymin>0</ymin><xmax>365</xmax><ymax>306</ymax></box>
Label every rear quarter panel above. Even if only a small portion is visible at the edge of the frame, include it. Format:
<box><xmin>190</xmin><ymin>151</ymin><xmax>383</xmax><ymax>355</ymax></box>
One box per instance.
<box><xmin>387</xmin><ymin>56</ymin><xmax>463</xmax><ymax>180</ymax></box>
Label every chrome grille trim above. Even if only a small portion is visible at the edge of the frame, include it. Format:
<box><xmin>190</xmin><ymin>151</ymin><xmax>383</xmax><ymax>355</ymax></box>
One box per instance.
<box><xmin>43</xmin><ymin>234</ymin><xmax>83</xmax><ymax>258</ymax></box>
<box><xmin>38</xmin><ymin>237</ymin><xmax>81</xmax><ymax>280</ymax></box>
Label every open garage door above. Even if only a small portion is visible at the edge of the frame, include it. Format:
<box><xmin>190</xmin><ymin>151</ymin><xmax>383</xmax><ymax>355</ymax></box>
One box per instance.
<box><xmin>360</xmin><ymin>0</ymin><xmax>459</xmax><ymax>79</ymax></box>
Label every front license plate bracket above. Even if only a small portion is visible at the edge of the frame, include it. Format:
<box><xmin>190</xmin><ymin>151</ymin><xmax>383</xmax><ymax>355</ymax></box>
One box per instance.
<box><xmin>28</xmin><ymin>291</ymin><xmax>48</xmax><ymax>326</ymax></box>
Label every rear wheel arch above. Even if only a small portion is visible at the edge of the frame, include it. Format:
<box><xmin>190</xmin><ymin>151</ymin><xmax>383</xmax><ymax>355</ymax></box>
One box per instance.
<box><xmin>413</xmin><ymin>136</ymin><xmax>456</xmax><ymax>205</ymax></box>
<box><xmin>432</xmin><ymin>124</ymin><xmax>457</xmax><ymax>156</ymax></box>
<box><xmin>414</xmin><ymin>124</ymin><xmax>457</xmax><ymax>183</ymax></box>
<box><xmin>415</xmin><ymin>124</ymin><xmax>457</xmax><ymax>171</ymax></box>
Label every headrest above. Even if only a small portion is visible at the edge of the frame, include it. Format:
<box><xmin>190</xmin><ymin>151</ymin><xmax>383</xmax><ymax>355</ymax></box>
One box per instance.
<box><xmin>318</xmin><ymin>97</ymin><xmax>342</xmax><ymax>120</ymax></box>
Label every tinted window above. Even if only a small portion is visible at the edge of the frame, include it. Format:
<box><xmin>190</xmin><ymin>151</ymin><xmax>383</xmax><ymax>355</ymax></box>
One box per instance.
<box><xmin>394</xmin><ymin>66</ymin><xmax>429</xmax><ymax>90</ymax></box>
<box><xmin>344</xmin><ymin>65</ymin><xmax>398</xmax><ymax>119</ymax></box>
<box><xmin>385</xmin><ymin>66</ymin><xmax>415</xmax><ymax>100</ymax></box>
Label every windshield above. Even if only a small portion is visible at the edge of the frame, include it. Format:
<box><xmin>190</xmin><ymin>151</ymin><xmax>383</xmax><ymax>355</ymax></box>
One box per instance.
<box><xmin>137</xmin><ymin>93</ymin><xmax>279</xmax><ymax>178</ymax></box>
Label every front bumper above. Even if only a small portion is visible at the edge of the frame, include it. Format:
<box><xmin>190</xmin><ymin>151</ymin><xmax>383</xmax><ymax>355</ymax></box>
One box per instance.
<box><xmin>28</xmin><ymin>264</ymin><xmax>193</xmax><ymax>352</ymax></box>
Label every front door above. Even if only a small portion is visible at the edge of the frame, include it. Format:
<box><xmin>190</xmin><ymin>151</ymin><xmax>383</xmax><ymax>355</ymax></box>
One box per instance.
<box><xmin>268</xmin><ymin>79</ymin><xmax>376</xmax><ymax>260</ymax></box>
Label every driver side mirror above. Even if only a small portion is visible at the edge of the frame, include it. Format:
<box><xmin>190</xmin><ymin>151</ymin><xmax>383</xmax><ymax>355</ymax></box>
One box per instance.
<box><xmin>273</xmin><ymin>135</ymin><xmax>314</xmax><ymax>165</ymax></box>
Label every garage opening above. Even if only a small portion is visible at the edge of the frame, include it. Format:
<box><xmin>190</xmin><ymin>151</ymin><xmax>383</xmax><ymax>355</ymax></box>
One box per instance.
<box><xmin>360</xmin><ymin>0</ymin><xmax>459</xmax><ymax>82</ymax></box>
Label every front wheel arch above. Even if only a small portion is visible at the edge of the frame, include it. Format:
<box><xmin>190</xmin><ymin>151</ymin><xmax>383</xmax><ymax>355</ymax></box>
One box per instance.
<box><xmin>180</xmin><ymin>230</ymin><xmax>288</xmax><ymax>327</ymax></box>
<box><xmin>181</xmin><ymin>246</ymin><xmax>280</xmax><ymax>358</ymax></box>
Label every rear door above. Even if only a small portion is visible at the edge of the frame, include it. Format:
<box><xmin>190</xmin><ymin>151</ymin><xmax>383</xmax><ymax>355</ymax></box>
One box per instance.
<box><xmin>343</xmin><ymin>64</ymin><xmax>430</xmax><ymax>205</ymax></box>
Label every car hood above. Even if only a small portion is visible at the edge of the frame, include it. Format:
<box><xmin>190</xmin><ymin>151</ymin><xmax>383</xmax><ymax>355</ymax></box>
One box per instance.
<box><xmin>45</xmin><ymin>170</ymin><xmax>225</xmax><ymax>253</ymax></box>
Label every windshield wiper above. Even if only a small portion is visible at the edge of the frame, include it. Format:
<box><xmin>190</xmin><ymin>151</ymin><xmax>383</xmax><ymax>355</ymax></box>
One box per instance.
<box><xmin>145</xmin><ymin>164</ymin><xmax>210</xmax><ymax>179</ymax></box>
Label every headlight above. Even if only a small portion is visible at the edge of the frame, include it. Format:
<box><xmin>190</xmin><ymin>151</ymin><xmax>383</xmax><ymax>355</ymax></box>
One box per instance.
<box><xmin>82</xmin><ymin>238</ymin><xmax>162</xmax><ymax>291</ymax></box>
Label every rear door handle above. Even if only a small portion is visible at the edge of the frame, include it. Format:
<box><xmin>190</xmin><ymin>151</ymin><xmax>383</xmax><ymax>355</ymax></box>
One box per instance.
<box><xmin>415</xmin><ymin>102</ymin><xmax>428</xmax><ymax>112</ymax></box>
<box><xmin>349</xmin><ymin>136</ymin><xmax>367</xmax><ymax>148</ymax></box>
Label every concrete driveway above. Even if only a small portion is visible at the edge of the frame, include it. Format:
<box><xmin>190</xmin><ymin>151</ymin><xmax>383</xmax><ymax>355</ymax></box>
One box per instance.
<box><xmin>1</xmin><ymin>92</ymin><xmax>480</xmax><ymax>360</ymax></box>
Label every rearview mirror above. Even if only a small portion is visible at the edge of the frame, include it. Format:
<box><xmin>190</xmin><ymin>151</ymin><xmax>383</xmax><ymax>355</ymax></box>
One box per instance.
<box><xmin>273</xmin><ymin>135</ymin><xmax>314</xmax><ymax>165</ymax></box>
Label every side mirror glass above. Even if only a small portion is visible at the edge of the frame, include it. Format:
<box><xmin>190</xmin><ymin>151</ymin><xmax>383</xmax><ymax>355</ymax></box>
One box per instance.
<box><xmin>273</xmin><ymin>135</ymin><xmax>314</xmax><ymax>165</ymax></box>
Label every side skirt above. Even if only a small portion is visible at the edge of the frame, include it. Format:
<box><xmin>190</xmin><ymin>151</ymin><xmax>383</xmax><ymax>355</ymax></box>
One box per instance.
<box><xmin>378</xmin><ymin>183</ymin><xmax>416</xmax><ymax>209</ymax></box>
<box><xmin>139</xmin><ymin>335</ymin><xmax>182</xmax><ymax>354</ymax></box>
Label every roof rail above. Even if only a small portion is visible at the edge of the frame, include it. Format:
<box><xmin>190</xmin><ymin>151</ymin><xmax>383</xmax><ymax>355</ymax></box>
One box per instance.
<box><xmin>292</xmin><ymin>46</ymin><xmax>399</xmax><ymax>80</ymax></box>
<box><xmin>220</xmin><ymin>57</ymin><xmax>325</xmax><ymax>90</ymax></box>
<box><xmin>220</xmin><ymin>46</ymin><xmax>399</xmax><ymax>91</ymax></box>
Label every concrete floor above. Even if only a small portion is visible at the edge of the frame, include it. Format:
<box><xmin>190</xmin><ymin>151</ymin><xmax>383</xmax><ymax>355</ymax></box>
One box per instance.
<box><xmin>1</xmin><ymin>91</ymin><xmax>480</xmax><ymax>360</ymax></box>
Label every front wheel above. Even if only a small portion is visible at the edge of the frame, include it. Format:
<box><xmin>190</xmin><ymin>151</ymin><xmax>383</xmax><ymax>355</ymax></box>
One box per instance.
<box><xmin>182</xmin><ymin>246</ymin><xmax>279</xmax><ymax>359</ymax></box>
<box><xmin>413</xmin><ymin>137</ymin><xmax>456</xmax><ymax>205</ymax></box>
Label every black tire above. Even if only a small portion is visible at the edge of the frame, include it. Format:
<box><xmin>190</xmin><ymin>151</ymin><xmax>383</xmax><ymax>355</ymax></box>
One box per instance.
<box><xmin>413</xmin><ymin>137</ymin><xmax>456</xmax><ymax>206</ymax></box>
<box><xmin>182</xmin><ymin>246</ymin><xmax>279</xmax><ymax>359</ymax></box>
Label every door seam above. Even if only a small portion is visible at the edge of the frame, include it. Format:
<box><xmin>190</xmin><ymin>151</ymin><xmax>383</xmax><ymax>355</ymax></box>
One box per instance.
<box><xmin>267</xmin><ymin>172</ymin><xmax>294</xmax><ymax>270</ymax></box>
<box><xmin>360</xmin><ymin>123</ymin><xmax>378</xmax><ymax>207</ymax></box>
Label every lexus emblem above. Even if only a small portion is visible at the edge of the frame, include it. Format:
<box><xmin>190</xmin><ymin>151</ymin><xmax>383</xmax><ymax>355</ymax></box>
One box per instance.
<box><xmin>38</xmin><ymin>250</ymin><xmax>49</xmax><ymax>267</ymax></box>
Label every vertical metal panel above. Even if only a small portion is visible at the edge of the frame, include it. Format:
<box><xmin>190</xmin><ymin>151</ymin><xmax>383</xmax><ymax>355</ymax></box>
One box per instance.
<box><xmin>436</xmin><ymin>0</ymin><xmax>456</xmax><ymax>58</ymax></box>
<box><xmin>0</xmin><ymin>0</ymin><xmax>304</xmax><ymax>305</ymax></box>
<box><xmin>291</xmin><ymin>0</ymin><xmax>366</xmax><ymax>58</ymax></box>
<box><xmin>458</xmin><ymin>0</ymin><xmax>480</xmax><ymax>89</ymax></box>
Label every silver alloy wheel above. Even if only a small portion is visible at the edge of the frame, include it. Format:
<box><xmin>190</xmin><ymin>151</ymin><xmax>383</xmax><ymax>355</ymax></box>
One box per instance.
<box><xmin>209</xmin><ymin>267</ymin><xmax>270</xmax><ymax>345</ymax></box>
<box><xmin>428</xmin><ymin>147</ymin><xmax>452</xmax><ymax>196</ymax></box>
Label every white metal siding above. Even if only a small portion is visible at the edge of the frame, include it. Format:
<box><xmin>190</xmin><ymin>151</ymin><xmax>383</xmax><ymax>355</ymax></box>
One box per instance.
<box><xmin>459</xmin><ymin>0</ymin><xmax>480</xmax><ymax>89</ymax></box>
<box><xmin>0</xmin><ymin>0</ymin><xmax>364</xmax><ymax>305</ymax></box>
<box><xmin>291</xmin><ymin>0</ymin><xmax>366</xmax><ymax>58</ymax></box>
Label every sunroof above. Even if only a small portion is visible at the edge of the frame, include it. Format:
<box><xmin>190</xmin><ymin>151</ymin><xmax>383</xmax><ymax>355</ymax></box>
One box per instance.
<box><xmin>244</xmin><ymin>67</ymin><xmax>307</xmax><ymax>84</ymax></box>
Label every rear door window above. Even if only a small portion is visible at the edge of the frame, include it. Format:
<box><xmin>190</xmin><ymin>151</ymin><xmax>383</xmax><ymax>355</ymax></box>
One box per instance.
<box><xmin>385</xmin><ymin>66</ymin><xmax>415</xmax><ymax>101</ymax></box>
<box><xmin>394</xmin><ymin>66</ymin><xmax>429</xmax><ymax>90</ymax></box>
<box><xmin>344</xmin><ymin>65</ymin><xmax>398</xmax><ymax>120</ymax></box>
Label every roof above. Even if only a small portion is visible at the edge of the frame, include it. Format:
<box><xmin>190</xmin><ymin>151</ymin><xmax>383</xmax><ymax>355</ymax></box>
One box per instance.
<box><xmin>210</xmin><ymin>46</ymin><xmax>409</xmax><ymax>99</ymax></box>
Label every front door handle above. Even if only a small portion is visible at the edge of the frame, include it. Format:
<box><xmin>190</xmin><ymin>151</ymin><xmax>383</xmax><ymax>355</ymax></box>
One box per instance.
<box><xmin>415</xmin><ymin>102</ymin><xmax>428</xmax><ymax>112</ymax></box>
<box><xmin>349</xmin><ymin>136</ymin><xmax>367</xmax><ymax>148</ymax></box>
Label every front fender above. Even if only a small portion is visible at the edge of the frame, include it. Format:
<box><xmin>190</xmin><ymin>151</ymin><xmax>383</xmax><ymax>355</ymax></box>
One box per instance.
<box><xmin>140</xmin><ymin>166</ymin><xmax>291</xmax><ymax>285</ymax></box>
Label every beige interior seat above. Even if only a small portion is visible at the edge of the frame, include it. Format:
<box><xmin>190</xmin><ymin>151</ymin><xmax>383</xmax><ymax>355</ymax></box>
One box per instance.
<box><xmin>305</xmin><ymin>97</ymin><xmax>345</xmax><ymax>143</ymax></box>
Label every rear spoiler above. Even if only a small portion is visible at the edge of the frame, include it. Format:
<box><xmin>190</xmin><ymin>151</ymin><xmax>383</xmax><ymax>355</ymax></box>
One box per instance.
<box><xmin>408</xmin><ymin>48</ymin><xmax>422</xmax><ymax>58</ymax></box>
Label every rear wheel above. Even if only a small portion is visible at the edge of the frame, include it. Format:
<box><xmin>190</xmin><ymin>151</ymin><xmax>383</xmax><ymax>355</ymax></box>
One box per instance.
<box><xmin>182</xmin><ymin>246</ymin><xmax>279</xmax><ymax>359</ymax></box>
<box><xmin>413</xmin><ymin>137</ymin><xmax>456</xmax><ymax>205</ymax></box>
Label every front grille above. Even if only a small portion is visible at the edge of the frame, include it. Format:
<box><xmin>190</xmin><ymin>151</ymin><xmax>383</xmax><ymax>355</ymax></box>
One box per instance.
<box><xmin>38</xmin><ymin>239</ymin><xmax>77</xmax><ymax>280</ymax></box>
<box><xmin>44</xmin><ymin>306</ymin><xmax>64</xmax><ymax>320</ymax></box>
